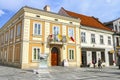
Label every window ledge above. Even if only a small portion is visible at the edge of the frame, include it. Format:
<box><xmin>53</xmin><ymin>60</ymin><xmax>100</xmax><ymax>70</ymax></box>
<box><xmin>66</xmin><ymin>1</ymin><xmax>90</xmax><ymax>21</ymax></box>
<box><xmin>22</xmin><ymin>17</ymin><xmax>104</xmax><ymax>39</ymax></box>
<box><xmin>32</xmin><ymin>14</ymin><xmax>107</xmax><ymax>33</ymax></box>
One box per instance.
<box><xmin>100</xmin><ymin>43</ymin><xmax>105</xmax><ymax>45</ymax></box>
<box><xmin>33</xmin><ymin>34</ymin><xmax>42</xmax><ymax>37</ymax></box>
<box><xmin>16</xmin><ymin>35</ymin><xmax>21</xmax><ymax>38</ymax></box>
<box><xmin>32</xmin><ymin>60</ymin><xmax>40</xmax><ymax>62</ymax></box>
<box><xmin>81</xmin><ymin>42</ymin><xmax>87</xmax><ymax>43</ymax></box>
<box><xmin>68</xmin><ymin>60</ymin><xmax>75</xmax><ymax>62</ymax></box>
<box><xmin>91</xmin><ymin>43</ymin><xmax>96</xmax><ymax>44</ymax></box>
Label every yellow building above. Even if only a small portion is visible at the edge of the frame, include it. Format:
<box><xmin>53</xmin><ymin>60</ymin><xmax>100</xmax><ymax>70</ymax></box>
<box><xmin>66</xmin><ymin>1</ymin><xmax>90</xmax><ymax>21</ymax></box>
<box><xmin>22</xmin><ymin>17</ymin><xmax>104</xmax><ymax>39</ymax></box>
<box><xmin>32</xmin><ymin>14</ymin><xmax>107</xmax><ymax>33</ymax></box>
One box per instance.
<box><xmin>0</xmin><ymin>6</ymin><xmax>81</xmax><ymax>69</ymax></box>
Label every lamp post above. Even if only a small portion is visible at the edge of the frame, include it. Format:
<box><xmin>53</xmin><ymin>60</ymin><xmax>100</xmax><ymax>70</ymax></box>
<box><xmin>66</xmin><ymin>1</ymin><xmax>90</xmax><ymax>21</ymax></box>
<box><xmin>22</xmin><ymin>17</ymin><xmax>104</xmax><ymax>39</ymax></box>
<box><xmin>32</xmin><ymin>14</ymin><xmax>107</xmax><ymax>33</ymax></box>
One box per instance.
<box><xmin>118</xmin><ymin>50</ymin><xmax>120</xmax><ymax>69</ymax></box>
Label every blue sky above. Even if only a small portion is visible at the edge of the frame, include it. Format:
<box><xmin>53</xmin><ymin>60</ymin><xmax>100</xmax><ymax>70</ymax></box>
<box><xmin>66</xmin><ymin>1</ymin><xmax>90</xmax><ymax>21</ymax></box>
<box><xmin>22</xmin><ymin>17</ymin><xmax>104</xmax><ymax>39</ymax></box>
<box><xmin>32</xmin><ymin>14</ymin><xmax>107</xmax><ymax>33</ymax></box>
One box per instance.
<box><xmin>0</xmin><ymin>0</ymin><xmax>120</xmax><ymax>28</ymax></box>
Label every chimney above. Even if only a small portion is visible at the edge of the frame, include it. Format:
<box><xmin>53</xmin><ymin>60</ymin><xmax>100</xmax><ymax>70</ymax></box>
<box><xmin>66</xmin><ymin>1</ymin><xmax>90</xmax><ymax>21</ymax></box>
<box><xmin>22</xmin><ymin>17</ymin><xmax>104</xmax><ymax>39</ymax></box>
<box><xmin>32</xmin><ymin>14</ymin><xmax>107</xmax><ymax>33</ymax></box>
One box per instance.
<box><xmin>44</xmin><ymin>5</ymin><xmax>50</xmax><ymax>11</ymax></box>
<box><xmin>92</xmin><ymin>16</ymin><xmax>99</xmax><ymax>21</ymax></box>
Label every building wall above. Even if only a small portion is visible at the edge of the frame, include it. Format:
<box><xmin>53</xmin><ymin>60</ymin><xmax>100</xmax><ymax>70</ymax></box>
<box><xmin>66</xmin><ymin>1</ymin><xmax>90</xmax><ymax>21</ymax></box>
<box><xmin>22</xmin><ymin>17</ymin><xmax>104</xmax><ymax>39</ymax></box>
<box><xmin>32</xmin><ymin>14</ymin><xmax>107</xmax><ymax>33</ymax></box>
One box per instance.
<box><xmin>0</xmin><ymin>7</ymin><xmax>80</xmax><ymax>69</ymax></box>
<box><xmin>0</xmin><ymin>19</ymin><xmax>23</xmax><ymax>67</ymax></box>
<box><xmin>81</xmin><ymin>26</ymin><xmax>114</xmax><ymax>67</ymax></box>
<box><xmin>21</xmin><ymin>10</ymin><xmax>80</xmax><ymax>68</ymax></box>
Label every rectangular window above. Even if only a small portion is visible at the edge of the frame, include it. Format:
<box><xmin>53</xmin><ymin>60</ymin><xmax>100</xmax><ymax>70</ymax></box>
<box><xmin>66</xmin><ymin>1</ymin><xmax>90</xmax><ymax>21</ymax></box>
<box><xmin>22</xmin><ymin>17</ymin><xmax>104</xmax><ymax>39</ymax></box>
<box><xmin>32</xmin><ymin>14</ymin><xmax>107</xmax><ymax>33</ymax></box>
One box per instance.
<box><xmin>16</xmin><ymin>24</ymin><xmax>21</xmax><ymax>36</ymax></box>
<box><xmin>115</xmin><ymin>25</ymin><xmax>118</xmax><ymax>32</ymax></box>
<box><xmin>5</xmin><ymin>32</ymin><xmax>8</xmax><ymax>42</ymax></box>
<box><xmin>116</xmin><ymin>37</ymin><xmax>119</xmax><ymax>46</ymax></box>
<box><xmin>68</xmin><ymin>28</ymin><xmax>74</xmax><ymax>38</ymax></box>
<box><xmin>10</xmin><ymin>29</ymin><xmax>13</xmax><ymax>39</ymax></box>
<box><xmin>100</xmin><ymin>35</ymin><xmax>104</xmax><ymax>44</ymax></box>
<box><xmin>34</xmin><ymin>23</ymin><xmax>41</xmax><ymax>35</ymax></box>
<box><xmin>81</xmin><ymin>32</ymin><xmax>86</xmax><ymax>43</ymax></box>
<box><xmin>53</xmin><ymin>26</ymin><xmax>60</xmax><ymax>35</ymax></box>
<box><xmin>91</xmin><ymin>34</ymin><xmax>95</xmax><ymax>43</ymax></box>
<box><xmin>68</xmin><ymin>49</ymin><xmax>74</xmax><ymax>60</ymax></box>
<box><xmin>53</xmin><ymin>26</ymin><xmax>60</xmax><ymax>41</ymax></box>
<box><xmin>108</xmin><ymin>36</ymin><xmax>111</xmax><ymax>45</ymax></box>
<box><xmin>32</xmin><ymin>47</ymin><xmax>40</xmax><ymax>61</ymax></box>
<box><xmin>101</xmin><ymin>52</ymin><xmax>105</xmax><ymax>62</ymax></box>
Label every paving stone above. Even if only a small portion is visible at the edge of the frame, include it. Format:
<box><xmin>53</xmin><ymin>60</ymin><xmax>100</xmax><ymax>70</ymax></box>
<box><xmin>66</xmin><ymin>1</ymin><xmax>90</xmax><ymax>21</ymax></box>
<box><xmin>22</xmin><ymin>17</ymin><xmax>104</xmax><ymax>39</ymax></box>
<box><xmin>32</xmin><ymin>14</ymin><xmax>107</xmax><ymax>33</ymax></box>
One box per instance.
<box><xmin>0</xmin><ymin>66</ymin><xmax>120</xmax><ymax>80</ymax></box>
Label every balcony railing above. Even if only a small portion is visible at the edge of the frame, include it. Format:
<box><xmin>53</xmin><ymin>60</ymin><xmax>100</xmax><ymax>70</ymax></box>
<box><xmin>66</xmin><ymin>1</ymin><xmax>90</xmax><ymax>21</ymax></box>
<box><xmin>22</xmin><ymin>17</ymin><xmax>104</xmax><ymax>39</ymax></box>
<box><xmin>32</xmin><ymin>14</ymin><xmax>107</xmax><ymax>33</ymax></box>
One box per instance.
<box><xmin>47</xmin><ymin>34</ymin><xmax>66</xmax><ymax>44</ymax></box>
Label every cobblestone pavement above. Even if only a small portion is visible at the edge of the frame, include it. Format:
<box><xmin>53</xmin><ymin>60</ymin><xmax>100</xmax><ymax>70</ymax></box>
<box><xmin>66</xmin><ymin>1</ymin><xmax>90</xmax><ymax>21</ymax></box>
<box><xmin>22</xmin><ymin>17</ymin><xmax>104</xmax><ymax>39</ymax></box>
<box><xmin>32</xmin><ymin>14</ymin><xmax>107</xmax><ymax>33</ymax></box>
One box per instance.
<box><xmin>0</xmin><ymin>65</ymin><xmax>120</xmax><ymax>80</ymax></box>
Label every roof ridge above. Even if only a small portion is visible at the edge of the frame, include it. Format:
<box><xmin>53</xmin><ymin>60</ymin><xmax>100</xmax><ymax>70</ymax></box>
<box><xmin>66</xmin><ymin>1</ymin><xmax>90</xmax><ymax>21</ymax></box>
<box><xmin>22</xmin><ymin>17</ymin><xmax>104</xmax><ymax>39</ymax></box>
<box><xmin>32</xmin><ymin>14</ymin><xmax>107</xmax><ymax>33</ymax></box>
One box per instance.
<box><xmin>63</xmin><ymin>8</ymin><xmax>91</xmax><ymax>18</ymax></box>
<box><xmin>92</xmin><ymin>17</ymin><xmax>112</xmax><ymax>30</ymax></box>
<box><xmin>61</xmin><ymin>7</ymin><xmax>113</xmax><ymax>32</ymax></box>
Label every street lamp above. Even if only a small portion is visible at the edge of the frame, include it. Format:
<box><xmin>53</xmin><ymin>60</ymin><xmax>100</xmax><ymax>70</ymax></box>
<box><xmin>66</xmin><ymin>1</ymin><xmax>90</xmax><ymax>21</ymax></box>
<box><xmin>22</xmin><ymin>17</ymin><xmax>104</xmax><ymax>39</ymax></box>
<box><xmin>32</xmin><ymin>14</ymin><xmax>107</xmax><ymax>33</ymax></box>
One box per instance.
<box><xmin>118</xmin><ymin>49</ymin><xmax>120</xmax><ymax>69</ymax></box>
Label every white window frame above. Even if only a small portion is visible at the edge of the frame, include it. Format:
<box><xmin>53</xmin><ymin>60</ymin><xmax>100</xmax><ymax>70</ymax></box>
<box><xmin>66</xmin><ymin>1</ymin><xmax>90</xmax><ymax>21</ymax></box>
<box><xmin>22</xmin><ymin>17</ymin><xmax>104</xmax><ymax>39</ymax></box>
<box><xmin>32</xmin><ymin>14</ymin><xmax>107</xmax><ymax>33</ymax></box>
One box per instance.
<box><xmin>33</xmin><ymin>22</ymin><xmax>42</xmax><ymax>36</ymax></box>
<box><xmin>4</xmin><ymin>51</ymin><xmax>7</xmax><ymax>60</ymax></box>
<box><xmin>91</xmin><ymin>34</ymin><xmax>95</xmax><ymax>43</ymax></box>
<box><xmin>68</xmin><ymin>49</ymin><xmax>75</xmax><ymax>60</ymax></box>
<box><xmin>52</xmin><ymin>26</ymin><xmax>60</xmax><ymax>35</ymax></box>
<box><xmin>100</xmin><ymin>35</ymin><xmax>104</xmax><ymax>44</ymax></box>
<box><xmin>32</xmin><ymin>47</ymin><xmax>41</xmax><ymax>61</ymax></box>
<box><xmin>114</xmin><ymin>25</ymin><xmax>118</xmax><ymax>32</ymax></box>
<box><xmin>81</xmin><ymin>32</ymin><xmax>86</xmax><ymax>43</ymax></box>
<box><xmin>5</xmin><ymin>32</ymin><xmax>8</xmax><ymax>42</ymax></box>
<box><xmin>68</xmin><ymin>28</ymin><xmax>74</xmax><ymax>38</ymax></box>
<box><xmin>16</xmin><ymin>24</ymin><xmax>21</xmax><ymax>36</ymax></box>
<box><xmin>52</xmin><ymin>26</ymin><xmax>60</xmax><ymax>41</ymax></box>
<box><xmin>108</xmin><ymin>36</ymin><xmax>111</xmax><ymax>45</ymax></box>
<box><xmin>10</xmin><ymin>29</ymin><xmax>13</xmax><ymax>39</ymax></box>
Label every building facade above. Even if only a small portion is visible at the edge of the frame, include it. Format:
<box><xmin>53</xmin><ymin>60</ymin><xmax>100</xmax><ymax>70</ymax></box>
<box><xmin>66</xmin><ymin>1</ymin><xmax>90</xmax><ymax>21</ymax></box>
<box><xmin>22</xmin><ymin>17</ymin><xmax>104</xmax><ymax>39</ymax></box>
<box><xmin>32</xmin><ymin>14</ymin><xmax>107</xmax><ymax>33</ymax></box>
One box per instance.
<box><xmin>105</xmin><ymin>18</ymin><xmax>120</xmax><ymax>66</ymax></box>
<box><xmin>0</xmin><ymin>6</ymin><xmax>81</xmax><ymax>69</ymax></box>
<box><xmin>59</xmin><ymin>8</ymin><xmax>115</xmax><ymax>67</ymax></box>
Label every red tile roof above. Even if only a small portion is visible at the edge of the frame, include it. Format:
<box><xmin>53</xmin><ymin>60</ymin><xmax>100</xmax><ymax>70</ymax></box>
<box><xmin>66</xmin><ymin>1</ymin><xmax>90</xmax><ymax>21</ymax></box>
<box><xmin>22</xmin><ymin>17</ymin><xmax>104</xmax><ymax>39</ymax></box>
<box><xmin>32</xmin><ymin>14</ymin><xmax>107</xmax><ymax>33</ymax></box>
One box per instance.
<box><xmin>62</xmin><ymin>8</ymin><xmax>112</xmax><ymax>31</ymax></box>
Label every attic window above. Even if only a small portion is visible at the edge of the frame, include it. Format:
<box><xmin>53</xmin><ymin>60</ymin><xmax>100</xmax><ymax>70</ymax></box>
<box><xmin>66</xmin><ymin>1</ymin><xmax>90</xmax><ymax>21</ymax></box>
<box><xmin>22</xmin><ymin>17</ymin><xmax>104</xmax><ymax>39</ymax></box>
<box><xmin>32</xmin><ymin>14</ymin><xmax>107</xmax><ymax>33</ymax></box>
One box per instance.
<box><xmin>55</xmin><ymin>19</ymin><xmax>58</xmax><ymax>21</ymax></box>
<box><xmin>36</xmin><ymin>15</ymin><xmax>40</xmax><ymax>17</ymax></box>
<box><xmin>70</xmin><ymin>22</ymin><xmax>73</xmax><ymax>24</ymax></box>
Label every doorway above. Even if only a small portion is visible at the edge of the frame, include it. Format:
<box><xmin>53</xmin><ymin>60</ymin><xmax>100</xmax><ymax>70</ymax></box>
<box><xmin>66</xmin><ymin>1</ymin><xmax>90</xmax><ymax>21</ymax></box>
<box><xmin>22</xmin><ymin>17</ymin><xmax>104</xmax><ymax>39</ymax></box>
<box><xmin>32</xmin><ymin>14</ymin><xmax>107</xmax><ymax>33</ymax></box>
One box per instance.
<box><xmin>51</xmin><ymin>47</ymin><xmax>60</xmax><ymax>66</ymax></box>
<box><xmin>108</xmin><ymin>52</ymin><xmax>113</xmax><ymax>65</ymax></box>
<box><xmin>82</xmin><ymin>51</ymin><xmax>87</xmax><ymax>67</ymax></box>
<box><xmin>92</xmin><ymin>52</ymin><xmax>97</xmax><ymax>63</ymax></box>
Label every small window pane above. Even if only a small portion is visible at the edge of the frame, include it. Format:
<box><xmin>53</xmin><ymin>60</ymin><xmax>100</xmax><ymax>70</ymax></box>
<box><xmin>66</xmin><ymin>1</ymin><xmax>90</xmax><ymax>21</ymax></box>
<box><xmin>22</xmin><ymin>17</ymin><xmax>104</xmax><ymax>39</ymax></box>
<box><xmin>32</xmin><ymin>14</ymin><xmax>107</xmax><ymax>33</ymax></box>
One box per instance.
<box><xmin>34</xmin><ymin>48</ymin><xmax>36</xmax><ymax>59</ymax></box>
<box><xmin>38</xmin><ymin>24</ymin><xmax>40</xmax><ymax>35</ymax></box>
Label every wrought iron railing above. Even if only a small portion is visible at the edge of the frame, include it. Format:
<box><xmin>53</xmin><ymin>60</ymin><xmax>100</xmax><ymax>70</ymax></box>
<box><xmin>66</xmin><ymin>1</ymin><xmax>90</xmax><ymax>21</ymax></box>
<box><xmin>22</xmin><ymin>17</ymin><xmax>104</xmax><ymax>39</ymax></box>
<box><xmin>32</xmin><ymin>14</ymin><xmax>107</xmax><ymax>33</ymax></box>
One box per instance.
<box><xmin>47</xmin><ymin>34</ymin><xmax>66</xmax><ymax>43</ymax></box>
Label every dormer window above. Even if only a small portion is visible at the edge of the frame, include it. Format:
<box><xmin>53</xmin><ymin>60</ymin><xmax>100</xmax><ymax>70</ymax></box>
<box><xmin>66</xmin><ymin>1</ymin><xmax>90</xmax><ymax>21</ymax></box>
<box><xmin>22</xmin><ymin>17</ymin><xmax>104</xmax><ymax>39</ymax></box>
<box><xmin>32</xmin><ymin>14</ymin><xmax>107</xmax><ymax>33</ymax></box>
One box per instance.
<box><xmin>114</xmin><ymin>25</ymin><xmax>117</xmax><ymax>32</ymax></box>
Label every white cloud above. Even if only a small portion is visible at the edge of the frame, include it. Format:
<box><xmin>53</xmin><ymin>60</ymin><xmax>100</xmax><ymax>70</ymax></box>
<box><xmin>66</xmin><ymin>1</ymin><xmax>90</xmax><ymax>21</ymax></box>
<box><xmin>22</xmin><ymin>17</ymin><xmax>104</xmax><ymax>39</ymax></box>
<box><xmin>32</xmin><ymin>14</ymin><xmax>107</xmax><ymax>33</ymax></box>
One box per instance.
<box><xmin>0</xmin><ymin>0</ymin><xmax>120</xmax><ymax>22</ymax></box>
<box><xmin>58</xmin><ymin>0</ymin><xmax>120</xmax><ymax>22</ymax></box>
<box><xmin>0</xmin><ymin>0</ymin><xmax>48</xmax><ymax>11</ymax></box>
<box><xmin>0</xmin><ymin>10</ymin><xmax>4</xmax><ymax>16</ymax></box>
<box><xmin>106</xmin><ymin>0</ymin><xmax>112</xmax><ymax>3</ymax></box>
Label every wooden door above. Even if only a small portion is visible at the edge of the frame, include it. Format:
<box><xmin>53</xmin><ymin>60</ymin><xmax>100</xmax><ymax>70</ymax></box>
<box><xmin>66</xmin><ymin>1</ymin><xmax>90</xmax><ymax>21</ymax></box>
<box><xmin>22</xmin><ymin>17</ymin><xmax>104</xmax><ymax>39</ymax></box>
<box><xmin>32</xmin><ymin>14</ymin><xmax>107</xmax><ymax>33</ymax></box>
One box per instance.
<box><xmin>51</xmin><ymin>52</ymin><xmax>58</xmax><ymax>66</ymax></box>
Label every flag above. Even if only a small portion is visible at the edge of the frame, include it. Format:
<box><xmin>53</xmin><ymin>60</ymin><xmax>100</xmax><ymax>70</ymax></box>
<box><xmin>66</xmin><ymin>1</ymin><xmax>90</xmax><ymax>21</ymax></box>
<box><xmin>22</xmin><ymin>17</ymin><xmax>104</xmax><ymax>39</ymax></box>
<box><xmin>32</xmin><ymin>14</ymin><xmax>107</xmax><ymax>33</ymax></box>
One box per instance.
<box><xmin>67</xmin><ymin>36</ymin><xmax>70</xmax><ymax>41</ymax></box>
<box><xmin>57</xmin><ymin>34</ymin><xmax>62</xmax><ymax>41</ymax></box>
<box><xmin>49</xmin><ymin>34</ymin><xmax>53</xmax><ymax>39</ymax></box>
<box><xmin>70</xmin><ymin>36</ymin><xmax>74</xmax><ymax>42</ymax></box>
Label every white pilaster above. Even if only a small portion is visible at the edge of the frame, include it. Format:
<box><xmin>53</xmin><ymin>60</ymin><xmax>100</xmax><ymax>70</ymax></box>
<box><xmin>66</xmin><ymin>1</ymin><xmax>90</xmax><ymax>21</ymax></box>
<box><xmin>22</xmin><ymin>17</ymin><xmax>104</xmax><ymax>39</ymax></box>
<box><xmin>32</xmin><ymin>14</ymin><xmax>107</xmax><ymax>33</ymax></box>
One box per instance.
<box><xmin>44</xmin><ymin>22</ymin><xmax>50</xmax><ymax>53</ymax></box>
<box><xmin>105</xmin><ymin>49</ymin><xmax>109</xmax><ymax>67</ymax></box>
<box><xmin>62</xmin><ymin>25</ymin><xmax>67</xmax><ymax>60</ymax></box>
<box><xmin>87</xmin><ymin>51</ymin><xmax>92</xmax><ymax>65</ymax></box>
<box><xmin>21</xmin><ymin>19</ymin><xmax>30</xmax><ymax>65</ymax></box>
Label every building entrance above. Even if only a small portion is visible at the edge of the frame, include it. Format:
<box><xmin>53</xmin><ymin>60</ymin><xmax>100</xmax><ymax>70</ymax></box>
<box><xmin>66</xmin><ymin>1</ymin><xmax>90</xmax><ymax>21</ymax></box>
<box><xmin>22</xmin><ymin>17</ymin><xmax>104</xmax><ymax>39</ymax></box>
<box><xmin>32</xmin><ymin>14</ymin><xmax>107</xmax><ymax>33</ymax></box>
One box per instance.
<box><xmin>51</xmin><ymin>47</ymin><xmax>60</xmax><ymax>66</ymax></box>
<box><xmin>82</xmin><ymin>51</ymin><xmax>87</xmax><ymax>67</ymax></box>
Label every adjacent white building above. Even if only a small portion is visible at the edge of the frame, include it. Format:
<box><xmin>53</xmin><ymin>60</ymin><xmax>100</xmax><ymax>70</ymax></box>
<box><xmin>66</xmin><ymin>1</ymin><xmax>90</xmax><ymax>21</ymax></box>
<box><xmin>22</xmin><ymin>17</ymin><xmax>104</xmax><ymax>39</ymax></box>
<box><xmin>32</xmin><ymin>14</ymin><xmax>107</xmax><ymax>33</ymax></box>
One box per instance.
<box><xmin>59</xmin><ymin>7</ymin><xmax>115</xmax><ymax>67</ymax></box>
<box><xmin>81</xmin><ymin>25</ymin><xmax>114</xmax><ymax>67</ymax></box>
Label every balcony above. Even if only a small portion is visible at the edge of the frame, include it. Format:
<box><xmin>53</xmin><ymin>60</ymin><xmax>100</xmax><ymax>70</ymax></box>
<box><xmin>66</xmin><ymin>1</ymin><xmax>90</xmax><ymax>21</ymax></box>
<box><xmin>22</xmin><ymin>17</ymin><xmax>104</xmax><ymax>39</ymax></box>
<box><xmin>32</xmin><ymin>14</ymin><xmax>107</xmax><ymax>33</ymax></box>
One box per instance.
<box><xmin>47</xmin><ymin>34</ymin><xmax>67</xmax><ymax>45</ymax></box>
